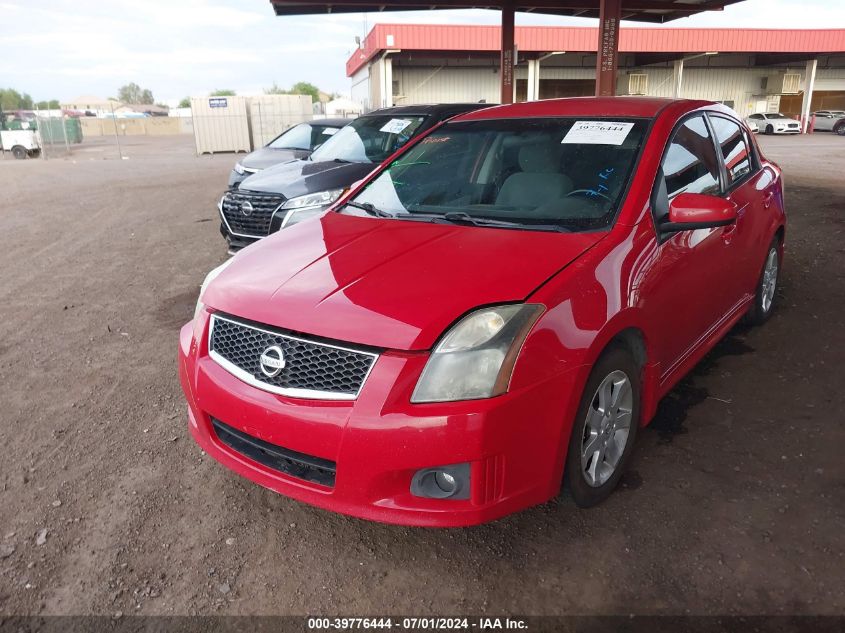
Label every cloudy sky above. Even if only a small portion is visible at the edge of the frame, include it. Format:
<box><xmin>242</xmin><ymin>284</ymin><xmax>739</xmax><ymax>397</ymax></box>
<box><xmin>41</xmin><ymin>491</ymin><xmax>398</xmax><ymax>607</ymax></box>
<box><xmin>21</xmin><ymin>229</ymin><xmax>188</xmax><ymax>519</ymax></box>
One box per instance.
<box><xmin>0</xmin><ymin>0</ymin><xmax>841</xmax><ymax>104</ymax></box>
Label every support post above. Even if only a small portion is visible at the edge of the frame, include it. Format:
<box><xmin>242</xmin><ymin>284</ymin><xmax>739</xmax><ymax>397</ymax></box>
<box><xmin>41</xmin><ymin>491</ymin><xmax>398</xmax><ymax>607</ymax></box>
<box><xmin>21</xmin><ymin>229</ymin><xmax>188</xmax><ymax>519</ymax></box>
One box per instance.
<box><xmin>800</xmin><ymin>58</ymin><xmax>817</xmax><ymax>133</ymax></box>
<box><xmin>382</xmin><ymin>54</ymin><xmax>394</xmax><ymax>108</ymax></box>
<box><xmin>527</xmin><ymin>59</ymin><xmax>541</xmax><ymax>102</ymax></box>
<box><xmin>595</xmin><ymin>0</ymin><xmax>621</xmax><ymax>97</ymax></box>
<box><xmin>500</xmin><ymin>3</ymin><xmax>515</xmax><ymax>104</ymax></box>
<box><xmin>672</xmin><ymin>59</ymin><xmax>684</xmax><ymax>99</ymax></box>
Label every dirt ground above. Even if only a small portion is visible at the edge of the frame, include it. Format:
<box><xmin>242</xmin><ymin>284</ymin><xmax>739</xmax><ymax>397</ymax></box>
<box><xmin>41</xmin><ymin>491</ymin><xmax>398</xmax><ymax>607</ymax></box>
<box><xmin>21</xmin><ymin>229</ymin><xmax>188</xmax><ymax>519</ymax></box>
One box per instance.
<box><xmin>0</xmin><ymin>131</ymin><xmax>843</xmax><ymax>618</ymax></box>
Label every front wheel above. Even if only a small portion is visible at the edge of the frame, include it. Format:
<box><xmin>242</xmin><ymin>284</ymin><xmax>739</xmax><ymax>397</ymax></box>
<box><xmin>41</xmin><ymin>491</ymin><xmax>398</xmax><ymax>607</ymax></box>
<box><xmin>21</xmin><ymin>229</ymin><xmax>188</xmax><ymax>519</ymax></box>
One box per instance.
<box><xmin>746</xmin><ymin>237</ymin><xmax>781</xmax><ymax>325</ymax></box>
<box><xmin>834</xmin><ymin>122</ymin><xmax>845</xmax><ymax>136</ymax></box>
<box><xmin>565</xmin><ymin>346</ymin><xmax>640</xmax><ymax>508</ymax></box>
<box><xmin>765</xmin><ymin>124</ymin><xmax>774</xmax><ymax>135</ymax></box>
<box><xmin>11</xmin><ymin>145</ymin><xmax>27</xmax><ymax>160</ymax></box>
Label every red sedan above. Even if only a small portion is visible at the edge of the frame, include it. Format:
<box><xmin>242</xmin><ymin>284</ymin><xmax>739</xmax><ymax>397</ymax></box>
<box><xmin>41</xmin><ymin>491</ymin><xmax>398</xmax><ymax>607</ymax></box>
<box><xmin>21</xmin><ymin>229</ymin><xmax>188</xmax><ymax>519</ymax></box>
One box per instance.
<box><xmin>179</xmin><ymin>97</ymin><xmax>785</xmax><ymax>527</ymax></box>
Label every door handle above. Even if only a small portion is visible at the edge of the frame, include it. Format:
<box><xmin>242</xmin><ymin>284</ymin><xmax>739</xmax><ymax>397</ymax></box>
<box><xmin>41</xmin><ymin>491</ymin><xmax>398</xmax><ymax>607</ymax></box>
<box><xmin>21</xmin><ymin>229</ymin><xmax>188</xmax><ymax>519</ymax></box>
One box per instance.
<box><xmin>763</xmin><ymin>191</ymin><xmax>775</xmax><ymax>209</ymax></box>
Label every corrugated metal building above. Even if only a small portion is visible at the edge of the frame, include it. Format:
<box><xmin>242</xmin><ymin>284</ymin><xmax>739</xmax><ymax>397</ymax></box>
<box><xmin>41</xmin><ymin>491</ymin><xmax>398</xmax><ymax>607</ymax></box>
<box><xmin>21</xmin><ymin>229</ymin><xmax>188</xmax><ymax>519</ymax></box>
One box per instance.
<box><xmin>348</xmin><ymin>25</ymin><xmax>845</xmax><ymax>117</ymax></box>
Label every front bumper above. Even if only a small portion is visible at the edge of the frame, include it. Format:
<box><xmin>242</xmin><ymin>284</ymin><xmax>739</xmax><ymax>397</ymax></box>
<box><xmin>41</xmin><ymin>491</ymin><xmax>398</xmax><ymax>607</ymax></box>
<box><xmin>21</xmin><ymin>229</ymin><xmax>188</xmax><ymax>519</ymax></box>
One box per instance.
<box><xmin>178</xmin><ymin>314</ymin><xmax>581</xmax><ymax>527</ymax></box>
<box><xmin>218</xmin><ymin>221</ymin><xmax>258</xmax><ymax>254</ymax></box>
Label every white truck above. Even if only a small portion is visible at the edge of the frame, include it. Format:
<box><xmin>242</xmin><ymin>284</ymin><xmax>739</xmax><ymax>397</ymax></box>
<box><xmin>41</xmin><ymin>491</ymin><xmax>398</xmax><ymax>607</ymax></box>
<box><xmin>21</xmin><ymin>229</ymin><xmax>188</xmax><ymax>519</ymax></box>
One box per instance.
<box><xmin>0</xmin><ymin>129</ymin><xmax>41</xmax><ymax>159</ymax></box>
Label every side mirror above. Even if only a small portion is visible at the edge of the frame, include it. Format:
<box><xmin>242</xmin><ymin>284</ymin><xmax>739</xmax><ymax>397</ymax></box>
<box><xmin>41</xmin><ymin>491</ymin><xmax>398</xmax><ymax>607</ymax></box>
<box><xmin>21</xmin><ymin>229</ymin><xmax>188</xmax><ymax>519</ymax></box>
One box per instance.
<box><xmin>660</xmin><ymin>193</ymin><xmax>738</xmax><ymax>233</ymax></box>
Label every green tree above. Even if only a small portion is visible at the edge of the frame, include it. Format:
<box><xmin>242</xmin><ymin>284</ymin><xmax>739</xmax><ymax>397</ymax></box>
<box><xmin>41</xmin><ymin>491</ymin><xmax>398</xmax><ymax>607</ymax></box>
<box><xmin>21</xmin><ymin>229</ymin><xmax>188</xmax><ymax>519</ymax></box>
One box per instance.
<box><xmin>0</xmin><ymin>88</ymin><xmax>34</xmax><ymax>110</ymax></box>
<box><xmin>118</xmin><ymin>82</ymin><xmax>155</xmax><ymax>104</ymax></box>
<box><xmin>178</xmin><ymin>97</ymin><xmax>191</xmax><ymax>108</ymax></box>
<box><xmin>263</xmin><ymin>81</ymin><xmax>320</xmax><ymax>102</ymax></box>
<box><xmin>264</xmin><ymin>82</ymin><xmax>287</xmax><ymax>95</ymax></box>
<box><xmin>34</xmin><ymin>99</ymin><xmax>60</xmax><ymax>110</ymax></box>
<box><xmin>210</xmin><ymin>89</ymin><xmax>236</xmax><ymax>96</ymax></box>
<box><xmin>289</xmin><ymin>81</ymin><xmax>319</xmax><ymax>102</ymax></box>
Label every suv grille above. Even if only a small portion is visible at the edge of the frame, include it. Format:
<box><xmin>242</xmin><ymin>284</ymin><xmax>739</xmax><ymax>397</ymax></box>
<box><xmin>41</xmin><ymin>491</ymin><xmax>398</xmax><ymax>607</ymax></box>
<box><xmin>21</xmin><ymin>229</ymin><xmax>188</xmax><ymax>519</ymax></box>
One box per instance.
<box><xmin>212</xmin><ymin>418</ymin><xmax>336</xmax><ymax>487</ymax></box>
<box><xmin>220</xmin><ymin>191</ymin><xmax>285</xmax><ymax>238</ymax></box>
<box><xmin>209</xmin><ymin>314</ymin><xmax>378</xmax><ymax>400</ymax></box>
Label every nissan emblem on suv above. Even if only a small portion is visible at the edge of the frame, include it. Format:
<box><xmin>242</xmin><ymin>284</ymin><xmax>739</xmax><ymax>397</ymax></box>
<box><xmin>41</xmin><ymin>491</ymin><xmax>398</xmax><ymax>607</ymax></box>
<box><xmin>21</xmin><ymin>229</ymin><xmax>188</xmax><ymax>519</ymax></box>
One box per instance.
<box><xmin>258</xmin><ymin>346</ymin><xmax>285</xmax><ymax>378</ymax></box>
<box><xmin>240</xmin><ymin>200</ymin><xmax>254</xmax><ymax>216</ymax></box>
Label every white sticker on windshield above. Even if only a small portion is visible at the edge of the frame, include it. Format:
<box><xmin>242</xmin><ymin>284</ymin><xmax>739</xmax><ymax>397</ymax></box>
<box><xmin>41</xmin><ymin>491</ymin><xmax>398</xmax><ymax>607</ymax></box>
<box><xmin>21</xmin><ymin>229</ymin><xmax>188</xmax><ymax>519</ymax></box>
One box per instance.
<box><xmin>562</xmin><ymin>121</ymin><xmax>634</xmax><ymax>145</ymax></box>
<box><xmin>379</xmin><ymin>118</ymin><xmax>412</xmax><ymax>134</ymax></box>
<box><xmin>321</xmin><ymin>128</ymin><xmax>338</xmax><ymax>135</ymax></box>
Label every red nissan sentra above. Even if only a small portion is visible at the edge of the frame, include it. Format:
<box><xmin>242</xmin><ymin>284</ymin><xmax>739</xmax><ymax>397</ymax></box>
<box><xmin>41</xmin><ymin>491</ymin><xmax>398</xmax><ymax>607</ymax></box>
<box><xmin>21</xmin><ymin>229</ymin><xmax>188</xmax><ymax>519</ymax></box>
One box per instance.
<box><xmin>179</xmin><ymin>98</ymin><xmax>785</xmax><ymax>527</ymax></box>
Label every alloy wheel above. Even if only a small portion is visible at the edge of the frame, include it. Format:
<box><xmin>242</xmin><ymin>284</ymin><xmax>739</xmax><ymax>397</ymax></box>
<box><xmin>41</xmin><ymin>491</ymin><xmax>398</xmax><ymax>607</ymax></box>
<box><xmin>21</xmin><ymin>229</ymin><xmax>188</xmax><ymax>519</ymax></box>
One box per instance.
<box><xmin>761</xmin><ymin>247</ymin><xmax>778</xmax><ymax>314</ymax></box>
<box><xmin>580</xmin><ymin>370</ymin><xmax>633</xmax><ymax>487</ymax></box>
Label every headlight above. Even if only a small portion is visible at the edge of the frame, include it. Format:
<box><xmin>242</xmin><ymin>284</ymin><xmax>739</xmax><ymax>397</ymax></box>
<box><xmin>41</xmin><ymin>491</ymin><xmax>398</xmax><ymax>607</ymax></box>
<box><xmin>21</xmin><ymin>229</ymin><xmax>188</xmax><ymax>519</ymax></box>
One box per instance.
<box><xmin>234</xmin><ymin>162</ymin><xmax>245</xmax><ymax>175</ymax></box>
<box><xmin>411</xmin><ymin>304</ymin><xmax>544</xmax><ymax>403</ymax></box>
<box><xmin>194</xmin><ymin>259</ymin><xmax>234</xmax><ymax>321</ymax></box>
<box><xmin>279</xmin><ymin>189</ymin><xmax>345</xmax><ymax>228</ymax></box>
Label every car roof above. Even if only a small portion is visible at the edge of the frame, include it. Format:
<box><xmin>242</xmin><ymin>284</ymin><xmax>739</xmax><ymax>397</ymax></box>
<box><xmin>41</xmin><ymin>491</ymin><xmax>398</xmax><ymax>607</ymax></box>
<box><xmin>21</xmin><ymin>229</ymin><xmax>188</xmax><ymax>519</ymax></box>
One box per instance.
<box><xmin>364</xmin><ymin>103</ymin><xmax>490</xmax><ymax>118</ymax></box>
<box><xmin>450</xmin><ymin>97</ymin><xmax>731</xmax><ymax>123</ymax></box>
<box><xmin>312</xmin><ymin>117</ymin><xmax>354</xmax><ymax>127</ymax></box>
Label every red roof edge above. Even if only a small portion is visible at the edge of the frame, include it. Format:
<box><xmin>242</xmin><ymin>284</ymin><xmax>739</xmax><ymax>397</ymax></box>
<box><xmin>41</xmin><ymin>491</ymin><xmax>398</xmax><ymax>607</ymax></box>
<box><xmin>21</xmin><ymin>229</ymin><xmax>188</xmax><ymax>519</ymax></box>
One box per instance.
<box><xmin>346</xmin><ymin>24</ymin><xmax>845</xmax><ymax>77</ymax></box>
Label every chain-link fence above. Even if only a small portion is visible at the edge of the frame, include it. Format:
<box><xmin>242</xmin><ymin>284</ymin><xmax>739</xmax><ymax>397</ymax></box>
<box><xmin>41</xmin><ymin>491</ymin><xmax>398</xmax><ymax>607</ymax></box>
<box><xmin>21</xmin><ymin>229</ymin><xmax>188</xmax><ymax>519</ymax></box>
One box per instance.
<box><xmin>34</xmin><ymin>110</ymin><xmax>80</xmax><ymax>159</ymax></box>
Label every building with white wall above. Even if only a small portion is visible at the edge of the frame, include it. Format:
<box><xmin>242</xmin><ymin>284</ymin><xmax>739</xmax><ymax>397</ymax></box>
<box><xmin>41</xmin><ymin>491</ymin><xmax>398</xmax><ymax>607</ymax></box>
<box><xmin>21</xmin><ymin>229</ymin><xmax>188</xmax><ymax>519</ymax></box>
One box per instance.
<box><xmin>347</xmin><ymin>25</ymin><xmax>845</xmax><ymax>121</ymax></box>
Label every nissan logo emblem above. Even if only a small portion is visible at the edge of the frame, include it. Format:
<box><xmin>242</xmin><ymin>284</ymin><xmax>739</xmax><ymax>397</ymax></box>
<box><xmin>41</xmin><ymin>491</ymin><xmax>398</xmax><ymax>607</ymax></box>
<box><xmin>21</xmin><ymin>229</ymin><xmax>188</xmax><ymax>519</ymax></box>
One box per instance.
<box><xmin>259</xmin><ymin>345</ymin><xmax>286</xmax><ymax>378</ymax></box>
<box><xmin>241</xmin><ymin>200</ymin><xmax>254</xmax><ymax>216</ymax></box>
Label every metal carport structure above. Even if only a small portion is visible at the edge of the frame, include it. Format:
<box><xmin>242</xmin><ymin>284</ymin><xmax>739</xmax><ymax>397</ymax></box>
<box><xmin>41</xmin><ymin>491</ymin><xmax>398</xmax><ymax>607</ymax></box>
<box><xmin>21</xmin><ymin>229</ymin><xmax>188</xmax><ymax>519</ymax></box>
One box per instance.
<box><xmin>270</xmin><ymin>0</ymin><xmax>747</xmax><ymax>103</ymax></box>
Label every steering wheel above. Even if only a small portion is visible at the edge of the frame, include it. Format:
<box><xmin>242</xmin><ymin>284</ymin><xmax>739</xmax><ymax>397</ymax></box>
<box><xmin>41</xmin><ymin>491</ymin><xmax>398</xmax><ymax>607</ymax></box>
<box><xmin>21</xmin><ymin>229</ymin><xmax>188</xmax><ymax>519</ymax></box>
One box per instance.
<box><xmin>566</xmin><ymin>189</ymin><xmax>612</xmax><ymax>202</ymax></box>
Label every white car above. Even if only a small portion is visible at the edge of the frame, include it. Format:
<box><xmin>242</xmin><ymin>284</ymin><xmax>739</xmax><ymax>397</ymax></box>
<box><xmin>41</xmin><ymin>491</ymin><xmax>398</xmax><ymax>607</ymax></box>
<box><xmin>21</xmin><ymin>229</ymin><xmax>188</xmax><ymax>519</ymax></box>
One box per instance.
<box><xmin>745</xmin><ymin>118</ymin><xmax>759</xmax><ymax>134</ymax></box>
<box><xmin>811</xmin><ymin>110</ymin><xmax>845</xmax><ymax>134</ymax></box>
<box><xmin>748</xmin><ymin>113</ymin><xmax>801</xmax><ymax>135</ymax></box>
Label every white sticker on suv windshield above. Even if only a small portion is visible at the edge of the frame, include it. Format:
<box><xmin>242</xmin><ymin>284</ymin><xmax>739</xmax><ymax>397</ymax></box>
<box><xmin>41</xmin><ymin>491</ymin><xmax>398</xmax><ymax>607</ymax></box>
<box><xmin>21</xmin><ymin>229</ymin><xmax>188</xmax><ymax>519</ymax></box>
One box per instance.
<box><xmin>380</xmin><ymin>119</ymin><xmax>412</xmax><ymax>134</ymax></box>
<box><xmin>321</xmin><ymin>128</ymin><xmax>338</xmax><ymax>135</ymax></box>
<box><xmin>562</xmin><ymin>121</ymin><xmax>634</xmax><ymax>145</ymax></box>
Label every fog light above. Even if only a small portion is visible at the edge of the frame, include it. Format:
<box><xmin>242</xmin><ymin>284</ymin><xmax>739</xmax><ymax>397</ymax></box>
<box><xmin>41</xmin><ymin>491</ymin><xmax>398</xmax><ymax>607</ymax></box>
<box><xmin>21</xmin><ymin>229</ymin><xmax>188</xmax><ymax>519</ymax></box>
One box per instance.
<box><xmin>435</xmin><ymin>471</ymin><xmax>456</xmax><ymax>494</ymax></box>
<box><xmin>410</xmin><ymin>464</ymin><xmax>470</xmax><ymax>500</ymax></box>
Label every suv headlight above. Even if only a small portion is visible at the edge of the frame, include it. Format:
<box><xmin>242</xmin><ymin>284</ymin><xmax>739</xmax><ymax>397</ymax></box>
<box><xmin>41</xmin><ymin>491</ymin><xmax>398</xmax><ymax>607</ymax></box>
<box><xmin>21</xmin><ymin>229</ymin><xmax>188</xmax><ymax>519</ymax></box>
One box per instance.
<box><xmin>411</xmin><ymin>304</ymin><xmax>544</xmax><ymax>403</ymax></box>
<box><xmin>279</xmin><ymin>189</ymin><xmax>345</xmax><ymax>228</ymax></box>
<box><xmin>194</xmin><ymin>259</ymin><xmax>234</xmax><ymax>321</ymax></box>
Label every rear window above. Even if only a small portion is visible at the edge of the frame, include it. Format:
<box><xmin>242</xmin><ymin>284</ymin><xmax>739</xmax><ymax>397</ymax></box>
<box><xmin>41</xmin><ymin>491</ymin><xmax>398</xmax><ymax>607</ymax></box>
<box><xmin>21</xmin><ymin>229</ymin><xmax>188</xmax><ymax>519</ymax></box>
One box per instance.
<box><xmin>309</xmin><ymin>115</ymin><xmax>427</xmax><ymax>164</ymax></box>
<box><xmin>341</xmin><ymin>117</ymin><xmax>648</xmax><ymax>232</ymax></box>
<box><xmin>267</xmin><ymin>123</ymin><xmax>341</xmax><ymax>151</ymax></box>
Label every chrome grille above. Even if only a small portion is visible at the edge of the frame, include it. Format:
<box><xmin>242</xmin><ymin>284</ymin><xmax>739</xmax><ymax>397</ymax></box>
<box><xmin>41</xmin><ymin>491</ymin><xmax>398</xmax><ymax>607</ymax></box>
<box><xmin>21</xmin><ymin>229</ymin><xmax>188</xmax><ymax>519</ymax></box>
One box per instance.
<box><xmin>220</xmin><ymin>191</ymin><xmax>285</xmax><ymax>238</ymax></box>
<box><xmin>208</xmin><ymin>314</ymin><xmax>378</xmax><ymax>400</ymax></box>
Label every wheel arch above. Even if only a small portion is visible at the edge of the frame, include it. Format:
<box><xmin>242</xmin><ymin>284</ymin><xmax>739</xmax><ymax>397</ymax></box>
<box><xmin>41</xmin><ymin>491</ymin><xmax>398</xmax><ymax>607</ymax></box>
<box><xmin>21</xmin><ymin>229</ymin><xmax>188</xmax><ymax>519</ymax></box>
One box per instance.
<box><xmin>572</xmin><ymin>315</ymin><xmax>659</xmax><ymax>429</ymax></box>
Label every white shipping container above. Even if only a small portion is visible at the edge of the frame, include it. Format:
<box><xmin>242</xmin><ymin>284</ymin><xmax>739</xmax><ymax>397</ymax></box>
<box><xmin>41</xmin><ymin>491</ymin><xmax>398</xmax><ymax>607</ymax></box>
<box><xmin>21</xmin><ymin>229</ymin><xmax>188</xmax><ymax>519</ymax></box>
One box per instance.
<box><xmin>248</xmin><ymin>95</ymin><xmax>313</xmax><ymax>148</ymax></box>
<box><xmin>191</xmin><ymin>96</ymin><xmax>251</xmax><ymax>154</ymax></box>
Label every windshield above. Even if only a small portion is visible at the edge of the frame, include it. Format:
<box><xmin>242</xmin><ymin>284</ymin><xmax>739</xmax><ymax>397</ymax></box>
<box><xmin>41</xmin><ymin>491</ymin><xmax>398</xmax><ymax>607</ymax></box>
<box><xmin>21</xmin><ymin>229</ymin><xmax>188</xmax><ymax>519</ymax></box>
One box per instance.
<box><xmin>309</xmin><ymin>114</ymin><xmax>427</xmax><ymax>164</ymax></box>
<box><xmin>340</xmin><ymin>117</ymin><xmax>648</xmax><ymax>232</ymax></box>
<box><xmin>268</xmin><ymin>123</ymin><xmax>341</xmax><ymax>150</ymax></box>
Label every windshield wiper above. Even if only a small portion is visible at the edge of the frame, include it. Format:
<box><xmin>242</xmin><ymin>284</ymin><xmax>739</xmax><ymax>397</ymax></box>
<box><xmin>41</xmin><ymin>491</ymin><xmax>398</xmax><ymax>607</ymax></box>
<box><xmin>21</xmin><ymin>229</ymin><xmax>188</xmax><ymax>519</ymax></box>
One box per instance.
<box><xmin>438</xmin><ymin>211</ymin><xmax>569</xmax><ymax>233</ymax></box>
<box><xmin>344</xmin><ymin>201</ymin><xmax>397</xmax><ymax>218</ymax></box>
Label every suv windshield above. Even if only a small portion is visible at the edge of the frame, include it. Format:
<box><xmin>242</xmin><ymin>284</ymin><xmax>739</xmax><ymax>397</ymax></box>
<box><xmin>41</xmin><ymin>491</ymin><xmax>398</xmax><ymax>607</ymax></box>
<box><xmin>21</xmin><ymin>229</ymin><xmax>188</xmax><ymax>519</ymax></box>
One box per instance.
<box><xmin>309</xmin><ymin>114</ymin><xmax>427</xmax><ymax>164</ymax></box>
<box><xmin>268</xmin><ymin>123</ymin><xmax>341</xmax><ymax>150</ymax></box>
<box><xmin>341</xmin><ymin>117</ymin><xmax>648</xmax><ymax>232</ymax></box>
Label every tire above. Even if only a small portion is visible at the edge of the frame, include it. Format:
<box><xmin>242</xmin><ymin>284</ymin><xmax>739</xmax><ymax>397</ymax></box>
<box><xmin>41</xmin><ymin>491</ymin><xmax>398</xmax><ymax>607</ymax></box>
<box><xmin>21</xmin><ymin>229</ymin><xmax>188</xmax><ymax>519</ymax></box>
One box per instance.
<box><xmin>11</xmin><ymin>145</ymin><xmax>27</xmax><ymax>160</ymax></box>
<box><xmin>746</xmin><ymin>236</ymin><xmax>781</xmax><ymax>325</ymax></box>
<box><xmin>765</xmin><ymin>125</ymin><xmax>774</xmax><ymax>135</ymax></box>
<box><xmin>835</xmin><ymin>122</ymin><xmax>845</xmax><ymax>136</ymax></box>
<box><xmin>565</xmin><ymin>345</ymin><xmax>641</xmax><ymax>508</ymax></box>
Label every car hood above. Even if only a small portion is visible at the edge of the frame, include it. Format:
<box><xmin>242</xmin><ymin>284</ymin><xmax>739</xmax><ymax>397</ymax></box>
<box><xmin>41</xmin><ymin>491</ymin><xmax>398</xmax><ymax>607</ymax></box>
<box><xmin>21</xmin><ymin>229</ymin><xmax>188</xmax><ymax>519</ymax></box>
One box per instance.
<box><xmin>240</xmin><ymin>147</ymin><xmax>310</xmax><ymax>171</ymax></box>
<box><xmin>238</xmin><ymin>159</ymin><xmax>376</xmax><ymax>199</ymax></box>
<box><xmin>204</xmin><ymin>212</ymin><xmax>605</xmax><ymax>351</ymax></box>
